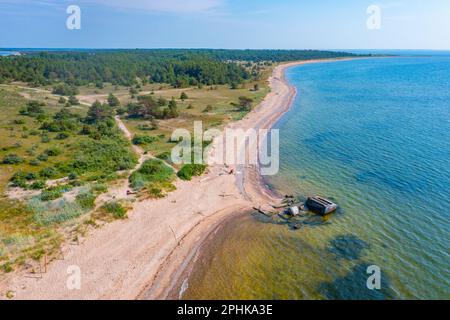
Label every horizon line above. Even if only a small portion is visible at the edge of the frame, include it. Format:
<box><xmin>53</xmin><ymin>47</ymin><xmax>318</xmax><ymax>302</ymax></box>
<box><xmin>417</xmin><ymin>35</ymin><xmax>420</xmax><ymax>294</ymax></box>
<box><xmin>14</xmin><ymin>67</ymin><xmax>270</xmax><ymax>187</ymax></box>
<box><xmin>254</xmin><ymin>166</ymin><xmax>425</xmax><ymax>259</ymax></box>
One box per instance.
<box><xmin>1</xmin><ymin>47</ymin><xmax>450</xmax><ymax>51</ymax></box>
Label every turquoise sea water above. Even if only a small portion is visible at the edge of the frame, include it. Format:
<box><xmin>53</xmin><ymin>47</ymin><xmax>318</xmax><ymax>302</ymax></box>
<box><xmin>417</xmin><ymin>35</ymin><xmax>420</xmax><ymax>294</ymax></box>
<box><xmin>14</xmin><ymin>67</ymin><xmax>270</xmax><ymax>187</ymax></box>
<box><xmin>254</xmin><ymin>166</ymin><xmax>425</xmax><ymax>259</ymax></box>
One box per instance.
<box><xmin>182</xmin><ymin>56</ymin><xmax>450</xmax><ymax>300</ymax></box>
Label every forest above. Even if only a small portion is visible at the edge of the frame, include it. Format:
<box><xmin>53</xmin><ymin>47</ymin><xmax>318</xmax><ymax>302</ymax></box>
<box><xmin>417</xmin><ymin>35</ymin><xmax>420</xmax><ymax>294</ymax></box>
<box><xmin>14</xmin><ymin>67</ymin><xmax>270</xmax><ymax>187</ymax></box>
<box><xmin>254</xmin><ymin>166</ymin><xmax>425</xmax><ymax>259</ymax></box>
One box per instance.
<box><xmin>0</xmin><ymin>49</ymin><xmax>362</xmax><ymax>87</ymax></box>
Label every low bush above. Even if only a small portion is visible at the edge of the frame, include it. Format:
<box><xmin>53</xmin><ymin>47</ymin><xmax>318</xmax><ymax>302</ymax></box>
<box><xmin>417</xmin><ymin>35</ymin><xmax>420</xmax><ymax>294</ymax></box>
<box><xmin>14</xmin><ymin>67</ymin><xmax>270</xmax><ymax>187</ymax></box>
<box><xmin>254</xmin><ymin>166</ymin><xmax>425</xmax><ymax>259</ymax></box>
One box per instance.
<box><xmin>55</xmin><ymin>132</ymin><xmax>70</xmax><ymax>140</ymax></box>
<box><xmin>41</xmin><ymin>134</ymin><xmax>51</xmax><ymax>143</ymax></box>
<box><xmin>2</xmin><ymin>154</ymin><xmax>24</xmax><ymax>165</ymax></box>
<box><xmin>137</xmin><ymin>123</ymin><xmax>157</xmax><ymax>131</ymax></box>
<box><xmin>1</xmin><ymin>262</ymin><xmax>13</xmax><ymax>273</ymax></box>
<box><xmin>30</xmin><ymin>180</ymin><xmax>46</xmax><ymax>190</ymax></box>
<box><xmin>29</xmin><ymin>197</ymin><xmax>84</xmax><ymax>225</ymax></box>
<box><xmin>40</xmin><ymin>189</ymin><xmax>63</xmax><ymax>201</ymax></box>
<box><xmin>37</xmin><ymin>153</ymin><xmax>49</xmax><ymax>162</ymax></box>
<box><xmin>67</xmin><ymin>138</ymin><xmax>137</xmax><ymax>176</ymax></box>
<box><xmin>19</xmin><ymin>100</ymin><xmax>45</xmax><ymax>116</ymax></box>
<box><xmin>75</xmin><ymin>191</ymin><xmax>96</xmax><ymax>210</ymax></box>
<box><xmin>101</xmin><ymin>201</ymin><xmax>127</xmax><ymax>219</ymax></box>
<box><xmin>90</xmin><ymin>183</ymin><xmax>108</xmax><ymax>194</ymax></box>
<box><xmin>203</xmin><ymin>105</ymin><xmax>213</xmax><ymax>113</ymax></box>
<box><xmin>25</xmin><ymin>172</ymin><xmax>37</xmax><ymax>180</ymax></box>
<box><xmin>13</xmin><ymin>119</ymin><xmax>25</xmax><ymax>125</ymax></box>
<box><xmin>44</xmin><ymin>147</ymin><xmax>63</xmax><ymax>157</ymax></box>
<box><xmin>129</xmin><ymin>159</ymin><xmax>175</xmax><ymax>191</ymax></box>
<box><xmin>39</xmin><ymin>167</ymin><xmax>58</xmax><ymax>178</ymax></box>
<box><xmin>68</xmin><ymin>172</ymin><xmax>78</xmax><ymax>180</ymax></box>
<box><xmin>40</xmin><ymin>185</ymin><xmax>71</xmax><ymax>201</ymax></box>
<box><xmin>177</xmin><ymin>164</ymin><xmax>207</xmax><ymax>181</ymax></box>
<box><xmin>10</xmin><ymin>172</ymin><xmax>27</xmax><ymax>188</ymax></box>
<box><xmin>29</xmin><ymin>159</ymin><xmax>41</xmax><ymax>166</ymax></box>
<box><xmin>156</xmin><ymin>152</ymin><xmax>172</xmax><ymax>162</ymax></box>
<box><xmin>132</xmin><ymin>135</ymin><xmax>158</xmax><ymax>145</ymax></box>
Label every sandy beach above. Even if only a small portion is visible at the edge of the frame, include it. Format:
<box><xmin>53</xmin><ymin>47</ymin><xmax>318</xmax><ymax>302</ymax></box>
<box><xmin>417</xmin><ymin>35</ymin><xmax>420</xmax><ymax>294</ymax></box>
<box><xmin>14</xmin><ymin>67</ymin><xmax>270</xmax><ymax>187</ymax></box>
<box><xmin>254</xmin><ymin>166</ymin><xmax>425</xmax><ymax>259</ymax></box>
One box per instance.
<box><xmin>1</xmin><ymin>59</ymin><xmax>347</xmax><ymax>300</ymax></box>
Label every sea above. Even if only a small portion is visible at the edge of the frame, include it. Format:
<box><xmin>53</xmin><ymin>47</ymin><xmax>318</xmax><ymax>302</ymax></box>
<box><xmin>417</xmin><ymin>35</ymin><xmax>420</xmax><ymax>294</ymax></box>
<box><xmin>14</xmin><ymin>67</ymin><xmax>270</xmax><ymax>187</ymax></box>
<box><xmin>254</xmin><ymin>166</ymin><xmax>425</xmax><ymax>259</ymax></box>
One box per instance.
<box><xmin>181</xmin><ymin>53</ymin><xmax>450</xmax><ymax>300</ymax></box>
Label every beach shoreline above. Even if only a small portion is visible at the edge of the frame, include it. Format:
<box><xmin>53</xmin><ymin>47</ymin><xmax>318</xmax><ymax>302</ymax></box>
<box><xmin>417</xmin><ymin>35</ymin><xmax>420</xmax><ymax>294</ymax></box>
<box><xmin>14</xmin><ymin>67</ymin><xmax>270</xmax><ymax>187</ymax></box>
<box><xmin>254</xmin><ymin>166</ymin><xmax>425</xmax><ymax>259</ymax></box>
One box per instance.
<box><xmin>140</xmin><ymin>58</ymin><xmax>361</xmax><ymax>300</ymax></box>
<box><xmin>1</xmin><ymin>58</ymin><xmax>356</xmax><ymax>300</ymax></box>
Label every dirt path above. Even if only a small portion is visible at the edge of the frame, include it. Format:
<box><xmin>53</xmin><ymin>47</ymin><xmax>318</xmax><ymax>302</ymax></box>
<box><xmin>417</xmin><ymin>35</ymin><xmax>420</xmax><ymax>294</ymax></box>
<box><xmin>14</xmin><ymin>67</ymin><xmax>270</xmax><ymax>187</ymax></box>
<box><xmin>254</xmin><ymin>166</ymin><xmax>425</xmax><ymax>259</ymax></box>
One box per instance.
<box><xmin>114</xmin><ymin>115</ymin><xmax>176</xmax><ymax>171</ymax></box>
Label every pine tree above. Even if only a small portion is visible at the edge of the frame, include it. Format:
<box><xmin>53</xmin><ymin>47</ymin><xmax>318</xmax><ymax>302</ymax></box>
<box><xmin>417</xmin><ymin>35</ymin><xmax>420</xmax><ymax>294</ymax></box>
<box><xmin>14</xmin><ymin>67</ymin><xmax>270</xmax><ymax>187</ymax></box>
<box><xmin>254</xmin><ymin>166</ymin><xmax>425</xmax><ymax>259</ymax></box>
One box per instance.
<box><xmin>168</xmin><ymin>97</ymin><xmax>179</xmax><ymax>118</ymax></box>
<box><xmin>107</xmin><ymin>93</ymin><xmax>120</xmax><ymax>107</ymax></box>
<box><xmin>86</xmin><ymin>100</ymin><xmax>114</xmax><ymax>122</ymax></box>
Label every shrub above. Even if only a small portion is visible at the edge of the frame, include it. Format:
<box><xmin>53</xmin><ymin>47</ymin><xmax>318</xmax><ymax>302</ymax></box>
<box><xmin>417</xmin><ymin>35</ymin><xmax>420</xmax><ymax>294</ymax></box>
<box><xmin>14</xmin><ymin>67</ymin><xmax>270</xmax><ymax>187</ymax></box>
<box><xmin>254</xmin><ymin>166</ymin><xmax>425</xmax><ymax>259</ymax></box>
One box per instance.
<box><xmin>29</xmin><ymin>159</ymin><xmax>41</xmax><ymax>166</ymax></box>
<box><xmin>41</xmin><ymin>134</ymin><xmax>51</xmax><ymax>143</ymax></box>
<box><xmin>177</xmin><ymin>164</ymin><xmax>207</xmax><ymax>181</ymax></box>
<box><xmin>90</xmin><ymin>183</ymin><xmax>108</xmax><ymax>194</ymax></box>
<box><xmin>40</xmin><ymin>188</ymin><xmax>63</xmax><ymax>201</ymax></box>
<box><xmin>129</xmin><ymin>159</ymin><xmax>174</xmax><ymax>191</ymax></box>
<box><xmin>157</xmin><ymin>97</ymin><xmax>167</xmax><ymax>106</ymax></box>
<box><xmin>44</xmin><ymin>147</ymin><xmax>62</xmax><ymax>157</ymax></box>
<box><xmin>137</xmin><ymin>123</ymin><xmax>157</xmax><ymax>131</ymax></box>
<box><xmin>2</xmin><ymin>154</ymin><xmax>24</xmax><ymax>165</ymax></box>
<box><xmin>75</xmin><ymin>191</ymin><xmax>96</xmax><ymax>210</ymax></box>
<box><xmin>13</xmin><ymin>119</ymin><xmax>25</xmax><ymax>125</ymax></box>
<box><xmin>69</xmin><ymin>180</ymin><xmax>83</xmax><ymax>187</ymax></box>
<box><xmin>68</xmin><ymin>95</ymin><xmax>79</xmax><ymax>106</ymax></box>
<box><xmin>148</xmin><ymin>186</ymin><xmax>163</xmax><ymax>198</ymax></box>
<box><xmin>180</xmin><ymin>92</ymin><xmax>188</xmax><ymax>101</ymax></box>
<box><xmin>68</xmin><ymin>172</ymin><xmax>78</xmax><ymax>180</ymax></box>
<box><xmin>19</xmin><ymin>100</ymin><xmax>45</xmax><ymax>116</ymax></box>
<box><xmin>101</xmin><ymin>201</ymin><xmax>127</xmax><ymax>219</ymax></box>
<box><xmin>37</xmin><ymin>153</ymin><xmax>49</xmax><ymax>162</ymax></box>
<box><xmin>55</xmin><ymin>132</ymin><xmax>69</xmax><ymax>140</ymax></box>
<box><xmin>116</xmin><ymin>107</ymin><xmax>126</xmax><ymax>115</ymax></box>
<box><xmin>107</xmin><ymin>93</ymin><xmax>120</xmax><ymax>107</ymax></box>
<box><xmin>2</xmin><ymin>262</ymin><xmax>13</xmax><ymax>273</ymax></box>
<box><xmin>67</xmin><ymin>138</ymin><xmax>137</xmax><ymax>175</ymax></box>
<box><xmin>30</xmin><ymin>180</ymin><xmax>46</xmax><ymax>190</ymax></box>
<box><xmin>25</xmin><ymin>172</ymin><xmax>37</xmax><ymax>180</ymax></box>
<box><xmin>132</xmin><ymin>135</ymin><xmax>158</xmax><ymax>145</ymax></box>
<box><xmin>10</xmin><ymin>172</ymin><xmax>27</xmax><ymax>188</ymax></box>
<box><xmin>39</xmin><ymin>167</ymin><xmax>57</xmax><ymax>178</ymax></box>
<box><xmin>156</xmin><ymin>152</ymin><xmax>171</xmax><ymax>162</ymax></box>
<box><xmin>52</xmin><ymin>84</ymin><xmax>79</xmax><ymax>96</ymax></box>
<box><xmin>237</xmin><ymin>96</ymin><xmax>253</xmax><ymax>111</ymax></box>
<box><xmin>40</xmin><ymin>185</ymin><xmax>71</xmax><ymax>201</ymax></box>
<box><xmin>29</xmin><ymin>197</ymin><xmax>85</xmax><ymax>225</ymax></box>
<box><xmin>58</xmin><ymin>97</ymin><xmax>67</xmax><ymax>104</ymax></box>
<box><xmin>203</xmin><ymin>105</ymin><xmax>213</xmax><ymax>113</ymax></box>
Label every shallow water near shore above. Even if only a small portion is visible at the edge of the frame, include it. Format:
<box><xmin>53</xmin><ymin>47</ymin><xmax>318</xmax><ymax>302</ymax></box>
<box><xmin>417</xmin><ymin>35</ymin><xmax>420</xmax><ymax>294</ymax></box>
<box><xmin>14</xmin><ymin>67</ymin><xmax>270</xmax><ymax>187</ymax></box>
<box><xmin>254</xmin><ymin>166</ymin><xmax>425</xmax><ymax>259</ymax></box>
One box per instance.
<box><xmin>182</xmin><ymin>56</ymin><xmax>450</xmax><ymax>300</ymax></box>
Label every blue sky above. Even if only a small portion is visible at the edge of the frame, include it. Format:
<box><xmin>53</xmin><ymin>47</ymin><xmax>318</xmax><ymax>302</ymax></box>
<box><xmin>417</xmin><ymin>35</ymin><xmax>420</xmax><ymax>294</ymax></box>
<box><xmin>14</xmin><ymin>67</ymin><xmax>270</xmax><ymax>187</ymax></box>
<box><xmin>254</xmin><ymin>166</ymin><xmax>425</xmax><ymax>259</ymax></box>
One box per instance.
<box><xmin>0</xmin><ymin>0</ymin><xmax>449</xmax><ymax>49</ymax></box>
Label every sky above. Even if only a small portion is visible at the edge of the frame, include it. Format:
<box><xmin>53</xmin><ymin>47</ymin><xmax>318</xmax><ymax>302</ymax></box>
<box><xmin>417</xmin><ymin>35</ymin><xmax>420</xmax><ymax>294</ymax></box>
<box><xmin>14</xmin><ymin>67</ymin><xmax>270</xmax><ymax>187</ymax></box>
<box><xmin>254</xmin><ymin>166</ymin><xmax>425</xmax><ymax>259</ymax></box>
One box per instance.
<box><xmin>0</xmin><ymin>0</ymin><xmax>449</xmax><ymax>50</ymax></box>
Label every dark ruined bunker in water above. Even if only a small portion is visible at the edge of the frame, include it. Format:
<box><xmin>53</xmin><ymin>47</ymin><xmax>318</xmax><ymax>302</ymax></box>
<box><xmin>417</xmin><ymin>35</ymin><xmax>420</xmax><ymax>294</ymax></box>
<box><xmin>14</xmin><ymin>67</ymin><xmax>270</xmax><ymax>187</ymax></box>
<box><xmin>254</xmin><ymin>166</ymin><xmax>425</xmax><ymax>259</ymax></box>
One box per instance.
<box><xmin>306</xmin><ymin>196</ymin><xmax>337</xmax><ymax>215</ymax></box>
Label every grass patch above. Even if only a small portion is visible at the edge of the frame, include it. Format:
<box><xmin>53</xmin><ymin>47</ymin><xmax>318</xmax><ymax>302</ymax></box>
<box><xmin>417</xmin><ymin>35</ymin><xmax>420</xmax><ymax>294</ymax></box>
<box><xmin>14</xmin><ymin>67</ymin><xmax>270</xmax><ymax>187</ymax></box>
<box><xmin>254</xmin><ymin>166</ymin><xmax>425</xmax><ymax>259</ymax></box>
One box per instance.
<box><xmin>29</xmin><ymin>197</ymin><xmax>86</xmax><ymax>225</ymax></box>
<box><xmin>0</xmin><ymin>198</ymin><xmax>63</xmax><ymax>269</ymax></box>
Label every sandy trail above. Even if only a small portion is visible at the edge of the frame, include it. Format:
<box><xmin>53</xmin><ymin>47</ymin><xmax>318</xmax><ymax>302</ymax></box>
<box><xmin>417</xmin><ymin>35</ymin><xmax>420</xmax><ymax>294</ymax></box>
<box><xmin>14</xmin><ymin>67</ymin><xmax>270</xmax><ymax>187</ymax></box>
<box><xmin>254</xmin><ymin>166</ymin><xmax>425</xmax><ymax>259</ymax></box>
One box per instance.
<box><xmin>0</xmin><ymin>59</ymin><xmax>351</xmax><ymax>300</ymax></box>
